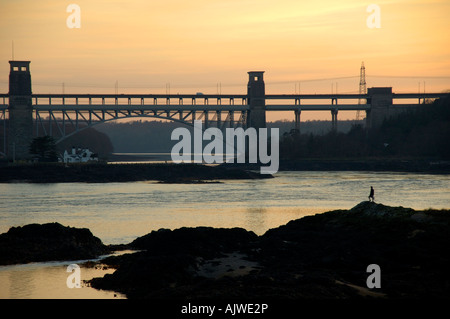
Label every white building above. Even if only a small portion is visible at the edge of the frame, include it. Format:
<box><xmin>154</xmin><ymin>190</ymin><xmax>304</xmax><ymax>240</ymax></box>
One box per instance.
<box><xmin>62</xmin><ymin>147</ymin><xmax>98</xmax><ymax>163</ymax></box>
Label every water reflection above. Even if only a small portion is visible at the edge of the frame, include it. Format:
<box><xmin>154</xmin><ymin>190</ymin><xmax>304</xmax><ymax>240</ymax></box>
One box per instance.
<box><xmin>7</xmin><ymin>264</ymin><xmax>36</xmax><ymax>299</ymax></box>
<box><xmin>0</xmin><ymin>260</ymin><xmax>125</xmax><ymax>299</ymax></box>
<box><xmin>244</xmin><ymin>207</ymin><xmax>268</xmax><ymax>234</ymax></box>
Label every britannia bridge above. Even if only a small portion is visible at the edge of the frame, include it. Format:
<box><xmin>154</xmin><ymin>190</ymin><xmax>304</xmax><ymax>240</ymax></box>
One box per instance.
<box><xmin>1</xmin><ymin>61</ymin><xmax>448</xmax><ymax>160</ymax></box>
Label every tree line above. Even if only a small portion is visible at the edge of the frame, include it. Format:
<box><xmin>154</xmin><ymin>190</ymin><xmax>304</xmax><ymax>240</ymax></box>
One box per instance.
<box><xmin>280</xmin><ymin>96</ymin><xmax>450</xmax><ymax>160</ymax></box>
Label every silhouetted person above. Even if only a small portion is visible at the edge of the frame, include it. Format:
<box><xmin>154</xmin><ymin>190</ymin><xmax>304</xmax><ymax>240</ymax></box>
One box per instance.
<box><xmin>368</xmin><ymin>186</ymin><xmax>375</xmax><ymax>202</ymax></box>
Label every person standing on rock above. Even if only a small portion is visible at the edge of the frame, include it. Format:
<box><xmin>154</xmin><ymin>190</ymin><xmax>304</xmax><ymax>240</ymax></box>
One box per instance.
<box><xmin>368</xmin><ymin>186</ymin><xmax>375</xmax><ymax>202</ymax></box>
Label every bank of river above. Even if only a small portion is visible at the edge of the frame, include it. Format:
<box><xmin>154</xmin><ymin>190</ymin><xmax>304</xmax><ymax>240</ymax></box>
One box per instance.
<box><xmin>0</xmin><ymin>162</ymin><xmax>271</xmax><ymax>183</ymax></box>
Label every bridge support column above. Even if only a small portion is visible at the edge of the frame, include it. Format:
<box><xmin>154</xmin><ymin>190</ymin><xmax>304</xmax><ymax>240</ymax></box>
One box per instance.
<box><xmin>331</xmin><ymin>98</ymin><xmax>338</xmax><ymax>132</ymax></box>
<box><xmin>294</xmin><ymin>109</ymin><xmax>301</xmax><ymax>134</ymax></box>
<box><xmin>246</xmin><ymin>71</ymin><xmax>266</xmax><ymax>130</ymax></box>
<box><xmin>216</xmin><ymin>111</ymin><xmax>221</xmax><ymax>128</ymax></box>
<box><xmin>204</xmin><ymin>111</ymin><xmax>209</xmax><ymax>129</ymax></box>
<box><xmin>8</xmin><ymin>61</ymin><xmax>33</xmax><ymax>161</ymax></box>
<box><xmin>366</xmin><ymin>87</ymin><xmax>393</xmax><ymax>129</ymax></box>
<box><xmin>331</xmin><ymin>109</ymin><xmax>338</xmax><ymax>132</ymax></box>
<box><xmin>365</xmin><ymin>109</ymin><xmax>371</xmax><ymax>129</ymax></box>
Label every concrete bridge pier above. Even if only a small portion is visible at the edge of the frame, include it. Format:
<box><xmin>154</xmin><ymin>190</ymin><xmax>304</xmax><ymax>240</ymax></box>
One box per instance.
<box><xmin>331</xmin><ymin>109</ymin><xmax>338</xmax><ymax>131</ymax></box>
<box><xmin>331</xmin><ymin>98</ymin><xmax>338</xmax><ymax>131</ymax></box>
<box><xmin>294</xmin><ymin>109</ymin><xmax>301</xmax><ymax>133</ymax></box>
<box><xmin>246</xmin><ymin>71</ymin><xmax>266</xmax><ymax>130</ymax></box>
<box><xmin>8</xmin><ymin>61</ymin><xmax>33</xmax><ymax>161</ymax></box>
<box><xmin>366</xmin><ymin>87</ymin><xmax>393</xmax><ymax>129</ymax></box>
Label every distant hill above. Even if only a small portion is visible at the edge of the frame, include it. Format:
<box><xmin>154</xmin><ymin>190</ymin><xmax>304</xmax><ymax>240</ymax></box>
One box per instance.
<box><xmin>0</xmin><ymin>123</ymin><xmax>114</xmax><ymax>160</ymax></box>
<box><xmin>56</xmin><ymin>127</ymin><xmax>114</xmax><ymax>160</ymax></box>
<box><xmin>94</xmin><ymin>119</ymin><xmax>362</xmax><ymax>154</ymax></box>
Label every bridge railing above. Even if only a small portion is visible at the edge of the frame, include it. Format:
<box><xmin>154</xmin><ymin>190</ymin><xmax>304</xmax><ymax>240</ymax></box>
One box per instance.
<box><xmin>30</xmin><ymin>94</ymin><xmax>248</xmax><ymax>108</ymax></box>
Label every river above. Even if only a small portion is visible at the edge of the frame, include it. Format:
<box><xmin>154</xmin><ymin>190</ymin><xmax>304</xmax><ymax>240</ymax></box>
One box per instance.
<box><xmin>0</xmin><ymin>170</ymin><xmax>449</xmax><ymax>298</ymax></box>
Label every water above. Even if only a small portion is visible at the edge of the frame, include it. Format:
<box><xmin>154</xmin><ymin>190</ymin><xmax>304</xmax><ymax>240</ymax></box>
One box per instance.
<box><xmin>0</xmin><ymin>257</ymin><xmax>126</xmax><ymax>299</ymax></box>
<box><xmin>0</xmin><ymin>171</ymin><xmax>449</xmax><ymax>299</ymax></box>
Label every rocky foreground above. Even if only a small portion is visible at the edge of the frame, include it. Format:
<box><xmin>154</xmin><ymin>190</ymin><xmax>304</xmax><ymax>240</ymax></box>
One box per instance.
<box><xmin>1</xmin><ymin>202</ymin><xmax>449</xmax><ymax>300</ymax></box>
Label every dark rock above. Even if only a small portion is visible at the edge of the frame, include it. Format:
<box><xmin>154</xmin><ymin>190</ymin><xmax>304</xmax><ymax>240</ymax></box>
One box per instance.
<box><xmin>0</xmin><ymin>222</ymin><xmax>109</xmax><ymax>265</ymax></box>
<box><xmin>91</xmin><ymin>227</ymin><xmax>258</xmax><ymax>299</ymax></box>
<box><xmin>90</xmin><ymin>202</ymin><xmax>450</xmax><ymax>299</ymax></box>
<box><xmin>259</xmin><ymin>201</ymin><xmax>450</xmax><ymax>299</ymax></box>
<box><xmin>130</xmin><ymin>227</ymin><xmax>258</xmax><ymax>258</ymax></box>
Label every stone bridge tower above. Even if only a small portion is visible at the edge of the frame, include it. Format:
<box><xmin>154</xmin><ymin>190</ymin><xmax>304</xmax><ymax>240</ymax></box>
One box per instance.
<box><xmin>8</xmin><ymin>61</ymin><xmax>33</xmax><ymax>160</ymax></box>
<box><xmin>247</xmin><ymin>71</ymin><xmax>266</xmax><ymax>130</ymax></box>
<box><xmin>365</xmin><ymin>87</ymin><xmax>393</xmax><ymax>129</ymax></box>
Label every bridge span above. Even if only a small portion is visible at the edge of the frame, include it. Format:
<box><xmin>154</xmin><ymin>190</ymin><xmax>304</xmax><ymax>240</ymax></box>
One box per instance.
<box><xmin>1</xmin><ymin>61</ymin><xmax>448</xmax><ymax>160</ymax></box>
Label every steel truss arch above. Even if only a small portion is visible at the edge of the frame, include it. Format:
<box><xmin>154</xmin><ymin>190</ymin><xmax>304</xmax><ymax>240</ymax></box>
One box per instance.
<box><xmin>33</xmin><ymin>108</ymin><xmax>247</xmax><ymax>144</ymax></box>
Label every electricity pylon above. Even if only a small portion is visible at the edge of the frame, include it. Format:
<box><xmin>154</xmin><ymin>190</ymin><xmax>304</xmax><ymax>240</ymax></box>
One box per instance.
<box><xmin>356</xmin><ymin>62</ymin><xmax>366</xmax><ymax>121</ymax></box>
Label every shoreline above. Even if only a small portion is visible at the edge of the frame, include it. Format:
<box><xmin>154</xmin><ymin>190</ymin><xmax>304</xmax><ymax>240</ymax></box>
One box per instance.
<box><xmin>0</xmin><ymin>158</ymin><xmax>448</xmax><ymax>184</ymax></box>
<box><xmin>278</xmin><ymin>158</ymin><xmax>450</xmax><ymax>174</ymax></box>
<box><xmin>0</xmin><ymin>162</ymin><xmax>272</xmax><ymax>183</ymax></box>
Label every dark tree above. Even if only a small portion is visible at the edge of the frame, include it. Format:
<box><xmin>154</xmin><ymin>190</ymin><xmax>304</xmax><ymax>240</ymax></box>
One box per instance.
<box><xmin>279</xmin><ymin>95</ymin><xmax>450</xmax><ymax>160</ymax></box>
<box><xmin>29</xmin><ymin>136</ymin><xmax>59</xmax><ymax>162</ymax></box>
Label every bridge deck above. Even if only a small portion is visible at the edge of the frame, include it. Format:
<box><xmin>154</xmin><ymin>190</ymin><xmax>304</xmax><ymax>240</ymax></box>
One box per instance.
<box><xmin>1</xmin><ymin>92</ymin><xmax>447</xmax><ymax>110</ymax></box>
<box><xmin>1</xmin><ymin>92</ymin><xmax>447</xmax><ymax>114</ymax></box>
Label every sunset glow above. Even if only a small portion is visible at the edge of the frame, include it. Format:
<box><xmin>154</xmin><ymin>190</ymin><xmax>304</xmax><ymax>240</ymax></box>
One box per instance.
<box><xmin>1</xmin><ymin>0</ymin><xmax>449</xmax><ymax>121</ymax></box>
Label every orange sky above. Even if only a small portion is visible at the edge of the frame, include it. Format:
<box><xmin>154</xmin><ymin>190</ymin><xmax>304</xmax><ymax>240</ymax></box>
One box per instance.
<box><xmin>1</xmin><ymin>0</ymin><xmax>449</xmax><ymax>121</ymax></box>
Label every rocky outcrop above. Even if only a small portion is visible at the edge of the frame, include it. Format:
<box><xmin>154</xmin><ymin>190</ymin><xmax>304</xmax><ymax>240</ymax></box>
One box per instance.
<box><xmin>130</xmin><ymin>227</ymin><xmax>258</xmax><ymax>258</ymax></box>
<box><xmin>3</xmin><ymin>202</ymin><xmax>449</xmax><ymax>299</ymax></box>
<box><xmin>90</xmin><ymin>227</ymin><xmax>259</xmax><ymax>298</ymax></box>
<box><xmin>90</xmin><ymin>202</ymin><xmax>450</xmax><ymax>299</ymax></box>
<box><xmin>258</xmin><ymin>201</ymin><xmax>450</xmax><ymax>299</ymax></box>
<box><xmin>0</xmin><ymin>222</ymin><xmax>109</xmax><ymax>265</ymax></box>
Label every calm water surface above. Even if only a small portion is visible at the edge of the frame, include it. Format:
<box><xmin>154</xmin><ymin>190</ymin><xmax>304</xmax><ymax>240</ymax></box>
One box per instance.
<box><xmin>0</xmin><ymin>171</ymin><xmax>449</xmax><ymax>298</ymax></box>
